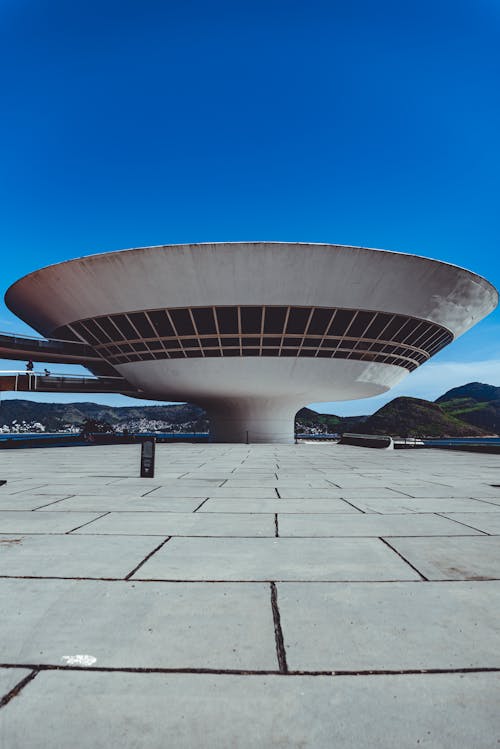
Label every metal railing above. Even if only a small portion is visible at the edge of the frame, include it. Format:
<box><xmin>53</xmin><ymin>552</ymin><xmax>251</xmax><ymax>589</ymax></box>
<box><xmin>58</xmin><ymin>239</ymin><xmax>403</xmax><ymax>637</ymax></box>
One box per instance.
<box><xmin>0</xmin><ymin>331</ymin><xmax>98</xmax><ymax>360</ymax></box>
<box><xmin>0</xmin><ymin>369</ymin><xmax>131</xmax><ymax>393</ymax></box>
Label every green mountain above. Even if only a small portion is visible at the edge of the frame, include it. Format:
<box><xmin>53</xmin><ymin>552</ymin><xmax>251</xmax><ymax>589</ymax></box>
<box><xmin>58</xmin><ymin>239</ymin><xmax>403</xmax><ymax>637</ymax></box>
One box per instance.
<box><xmin>295</xmin><ymin>407</ymin><xmax>341</xmax><ymax>433</ymax></box>
<box><xmin>436</xmin><ymin>382</ymin><xmax>500</xmax><ymax>434</ymax></box>
<box><xmin>348</xmin><ymin>396</ymin><xmax>488</xmax><ymax>438</ymax></box>
<box><xmin>436</xmin><ymin>382</ymin><xmax>500</xmax><ymax>403</ymax></box>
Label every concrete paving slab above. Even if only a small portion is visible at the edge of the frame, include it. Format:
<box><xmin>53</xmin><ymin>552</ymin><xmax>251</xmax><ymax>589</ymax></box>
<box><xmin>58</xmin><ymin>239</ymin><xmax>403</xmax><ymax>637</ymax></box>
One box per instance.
<box><xmin>0</xmin><ymin>579</ymin><xmax>276</xmax><ymax>669</ymax></box>
<box><xmin>111</xmin><ymin>474</ymin><xmax>187</xmax><ymax>482</ymax></box>
<box><xmin>441</xmin><ymin>512</ymin><xmax>500</xmax><ymax>534</ymax></box>
<box><xmin>74</xmin><ymin>511</ymin><xmax>275</xmax><ymax>536</ymax></box>
<box><xmin>385</xmin><ymin>485</ymin><xmax>489</xmax><ymax>498</ymax></box>
<box><xmin>230</xmin><ymin>471</ymin><xmax>277</xmax><ymax>477</ymax></box>
<box><xmin>347</xmin><ymin>496</ymin><xmax>499</xmax><ymax>513</ymax></box>
<box><xmin>17</xmin><ymin>484</ymin><xmax>162</xmax><ymax>497</ymax></box>
<box><xmin>336</xmin><ymin>487</ymin><xmax>414</xmax><ymax>498</ymax></box>
<box><xmin>0</xmin><ymin>534</ymin><xmax>161</xmax><ymax>578</ymax></box>
<box><xmin>133</xmin><ymin>537</ymin><xmax>421</xmax><ymax>581</ymax></box>
<box><xmin>275</xmin><ymin>488</ymin><xmax>346</xmax><ymax>498</ymax></box>
<box><xmin>205</xmin><ymin>487</ymin><xmax>279</xmax><ymax>498</ymax></box>
<box><xmin>0</xmin><ymin>494</ymin><xmax>74</xmax><ymax>510</ymax></box>
<box><xmin>0</xmin><ymin>511</ymin><xmax>105</xmax><ymax>534</ymax></box>
<box><xmin>36</xmin><ymin>496</ymin><xmax>204</xmax><ymax>513</ymax></box>
<box><xmin>2</xmin><ymin>671</ymin><xmax>500</xmax><ymax>748</ymax></box>
<box><xmin>278</xmin><ymin>580</ymin><xmax>500</xmax><ymax>670</ymax></box>
<box><xmin>199</xmin><ymin>498</ymin><xmax>361</xmax><ymax>513</ymax></box>
<box><xmin>278</xmin><ymin>512</ymin><xmax>483</xmax><ymax>537</ymax></box>
<box><xmin>472</xmin><ymin>493</ymin><xmax>500</xmax><ymax>505</ymax></box>
<box><xmin>1</xmin><ymin>443</ymin><xmax>500</xmax><ymax>746</ymax></box>
<box><xmin>222</xmin><ymin>479</ymin><xmax>332</xmax><ymax>488</ymax></box>
<box><xmin>327</xmin><ymin>479</ymin><xmax>397</xmax><ymax>488</ymax></box>
<box><xmin>447</xmin><ymin>485</ymin><xmax>500</xmax><ymax>500</ymax></box>
<box><xmin>133</xmin><ymin>486</ymin><xmax>220</xmax><ymax>498</ymax></box>
<box><xmin>0</xmin><ymin>667</ymin><xmax>32</xmax><ymax>700</ymax></box>
<box><xmin>387</xmin><ymin>536</ymin><xmax>500</xmax><ymax>580</ymax></box>
<box><xmin>178</xmin><ymin>476</ymin><xmax>229</xmax><ymax>482</ymax></box>
<box><xmin>1</xmin><ymin>484</ymin><xmax>51</xmax><ymax>496</ymax></box>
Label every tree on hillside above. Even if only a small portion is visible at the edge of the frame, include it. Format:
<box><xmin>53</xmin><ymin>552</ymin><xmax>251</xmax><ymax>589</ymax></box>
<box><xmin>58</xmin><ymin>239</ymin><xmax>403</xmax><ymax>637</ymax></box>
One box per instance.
<box><xmin>80</xmin><ymin>418</ymin><xmax>115</xmax><ymax>436</ymax></box>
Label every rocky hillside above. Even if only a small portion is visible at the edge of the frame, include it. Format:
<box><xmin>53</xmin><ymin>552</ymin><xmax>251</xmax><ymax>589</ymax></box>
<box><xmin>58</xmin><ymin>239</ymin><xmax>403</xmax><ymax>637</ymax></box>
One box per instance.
<box><xmin>436</xmin><ymin>382</ymin><xmax>500</xmax><ymax>434</ymax></box>
<box><xmin>0</xmin><ymin>382</ymin><xmax>498</xmax><ymax>437</ymax></box>
<box><xmin>348</xmin><ymin>396</ymin><xmax>488</xmax><ymax>438</ymax></box>
<box><xmin>0</xmin><ymin>400</ymin><xmax>207</xmax><ymax>433</ymax></box>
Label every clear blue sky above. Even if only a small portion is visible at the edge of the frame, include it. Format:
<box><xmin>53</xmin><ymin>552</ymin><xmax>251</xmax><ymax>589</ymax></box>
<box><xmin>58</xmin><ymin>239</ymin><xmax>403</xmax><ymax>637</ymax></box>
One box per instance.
<box><xmin>0</xmin><ymin>0</ymin><xmax>498</xmax><ymax>415</ymax></box>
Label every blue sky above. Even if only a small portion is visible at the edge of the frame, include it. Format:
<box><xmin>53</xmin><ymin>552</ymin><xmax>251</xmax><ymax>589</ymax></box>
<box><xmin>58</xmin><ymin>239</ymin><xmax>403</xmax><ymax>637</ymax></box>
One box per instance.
<box><xmin>0</xmin><ymin>0</ymin><xmax>498</xmax><ymax>416</ymax></box>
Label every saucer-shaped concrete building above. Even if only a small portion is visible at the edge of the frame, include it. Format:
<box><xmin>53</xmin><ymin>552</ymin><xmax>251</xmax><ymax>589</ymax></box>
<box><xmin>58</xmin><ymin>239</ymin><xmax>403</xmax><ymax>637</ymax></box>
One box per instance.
<box><xmin>5</xmin><ymin>242</ymin><xmax>498</xmax><ymax>442</ymax></box>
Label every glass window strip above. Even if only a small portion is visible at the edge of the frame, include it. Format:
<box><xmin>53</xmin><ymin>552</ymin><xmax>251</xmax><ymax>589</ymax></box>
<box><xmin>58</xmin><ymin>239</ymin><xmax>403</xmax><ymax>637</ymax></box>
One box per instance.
<box><xmin>188</xmin><ymin>308</ymin><xmax>204</xmax><ymax>357</ymax></box>
<box><xmin>398</xmin><ymin>319</ymin><xmax>425</xmax><ymax>346</ymax></box>
<box><xmin>314</xmin><ymin>309</ymin><xmax>338</xmax><ymax>357</ymax></box>
<box><xmin>164</xmin><ymin>309</ymin><xmax>179</xmax><ymax>338</ymax></box>
<box><xmin>212</xmin><ymin>305</ymin><xmax>223</xmax><ymax>354</ymax></box>
<box><xmin>66</xmin><ymin>304</ymin><xmax>453</xmax><ymax>373</ymax></box>
<box><xmin>65</xmin><ymin>323</ymin><xmax>88</xmax><ymax>344</ymax></box>
<box><xmin>77</xmin><ymin>320</ymin><xmax>102</xmax><ymax>346</ymax></box>
<box><xmin>237</xmin><ymin>307</ymin><xmax>242</xmax><ymax>354</ymax></box>
<box><xmin>410</xmin><ymin>322</ymin><xmax>435</xmax><ymax>349</ymax></box>
<box><xmin>298</xmin><ymin>308</ymin><xmax>315</xmax><ymax>353</ymax></box>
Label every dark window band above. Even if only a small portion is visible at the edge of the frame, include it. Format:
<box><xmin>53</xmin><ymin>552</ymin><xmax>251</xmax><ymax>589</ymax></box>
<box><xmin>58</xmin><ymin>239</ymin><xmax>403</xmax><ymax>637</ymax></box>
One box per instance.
<box><xmin>53</xmin><ymin>305</ymin><xmax>453</xmax><ymax>373</ymax></box>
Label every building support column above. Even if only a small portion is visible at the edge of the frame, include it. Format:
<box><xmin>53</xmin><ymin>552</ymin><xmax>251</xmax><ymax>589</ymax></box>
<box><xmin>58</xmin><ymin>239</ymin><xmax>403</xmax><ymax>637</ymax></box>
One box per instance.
<box><xmin>202</xmin><ymin>396</ymin><xmax>302</xmax><ymax>444</ymax></box>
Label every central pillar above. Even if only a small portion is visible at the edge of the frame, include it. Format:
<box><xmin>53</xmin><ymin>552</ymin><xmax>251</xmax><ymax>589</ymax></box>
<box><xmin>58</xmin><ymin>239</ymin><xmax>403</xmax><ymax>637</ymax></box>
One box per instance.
<box><xmin>202</xmin><ymin>397</ymin><xmax>302</xmax><ymax>444</ymax></box>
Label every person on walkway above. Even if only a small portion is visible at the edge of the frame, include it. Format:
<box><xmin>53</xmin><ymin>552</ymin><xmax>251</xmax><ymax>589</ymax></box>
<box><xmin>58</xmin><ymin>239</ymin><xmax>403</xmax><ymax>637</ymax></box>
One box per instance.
<box><xmin>44</xmin><ymin>368</ymin><xmax>50</xmax><ymax>376</ymax></box>
<box><xmin>26</xmin><ymin>360</ymin><xmax>34</xmax><ymax>372</ymax></box>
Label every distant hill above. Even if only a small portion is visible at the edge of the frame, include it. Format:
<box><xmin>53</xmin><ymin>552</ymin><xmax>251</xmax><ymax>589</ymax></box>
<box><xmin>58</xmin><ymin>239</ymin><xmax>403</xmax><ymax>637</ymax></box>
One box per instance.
<box><xmin>0</xmin><ymin>382</ymin><xmax>498</xmax><ymax>437</ymax></box>
<box><xmin>436</xmin><ymin>382</ymin><xmax>500</xmax><ymax>435</ymax></box>
<box><xmin>0</xmin><ymin>400</ymin><xmax>349</xmax><ymax>435</ymax></box>
<box><xmin>0</xmin><ymin>400</ymin><xmax>206</xmax><ymax>433</ymax></box>
<box><xmin>296</xmin><ymin>407</ymin><xmax>341</xmax><ymax>433</ymax></box>
<box><xmin>436</xmin><ymin>382</ymin><xmax>500</xmax><ymax>403</ymax></box>
<box><xmin>348</xmin><ymin>396</ymin><xmax>488</xmax><ymax>438</ymax></box>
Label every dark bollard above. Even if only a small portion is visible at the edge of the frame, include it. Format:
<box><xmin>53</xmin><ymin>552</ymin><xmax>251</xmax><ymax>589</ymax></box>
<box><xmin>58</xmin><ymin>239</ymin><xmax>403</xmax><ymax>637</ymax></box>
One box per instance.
<box><xmin>140</xmin><ymin>438</ymin><xmax>156</xmax><ymax>478</ymax></box>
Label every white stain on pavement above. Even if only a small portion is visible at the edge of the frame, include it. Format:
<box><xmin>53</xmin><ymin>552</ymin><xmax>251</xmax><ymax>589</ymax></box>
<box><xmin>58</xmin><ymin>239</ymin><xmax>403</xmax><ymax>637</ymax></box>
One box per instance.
<box><xmin>62</xmin><ymin>654</ymin><xmax>97</xmax><ymax>666</ymax></box>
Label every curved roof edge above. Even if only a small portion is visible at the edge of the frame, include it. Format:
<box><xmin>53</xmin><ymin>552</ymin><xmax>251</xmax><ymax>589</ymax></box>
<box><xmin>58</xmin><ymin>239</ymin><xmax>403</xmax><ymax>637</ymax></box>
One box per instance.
<box><xmin>5</xmin><ymin>241</ymin><xmax>498</xmax><ymax>305</ymax></box>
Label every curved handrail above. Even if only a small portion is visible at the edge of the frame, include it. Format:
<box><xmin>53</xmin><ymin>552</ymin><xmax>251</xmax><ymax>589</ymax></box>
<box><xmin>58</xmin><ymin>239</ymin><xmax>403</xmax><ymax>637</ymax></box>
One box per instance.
<box><xmin>0</xmin><ymin>369</ymin><xmax>124</xmax><ymax>380</ymax></box>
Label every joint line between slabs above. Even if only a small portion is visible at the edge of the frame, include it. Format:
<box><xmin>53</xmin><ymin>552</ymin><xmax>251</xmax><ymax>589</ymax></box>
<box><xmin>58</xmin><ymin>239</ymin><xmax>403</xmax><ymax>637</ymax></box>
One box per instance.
<box><xmin>9</xmin><ymin>485</ymin><xmax>48</xmax><ymax>496</ymax></box>
<box><xmin>124</xmin><ymin>537</ymin><xmax>172</xmax><ymax>580</ymax></box>
<box><xmin>339</xmin><ymin>497</ymin><xmax>366</xmax><ymax>513</ymax></box>
<box><xmin>1</xmin><ymin>664</ymin><xmax>499</xmax><ymax>678</ymax></box>
<box><xmin>270</xmin><ymin>582</ymin><xmax>288</xmax><ymax>673</ymax></box>
<box><xmin>274</xmin><ymin>513</ymin><xmax>279</xmax><ymax>537</ymax></box>
<box><xmin>31</xmin><ymin>495</ymin><xmax>77</xmax><ymax>511</ymax></box>
<box><xmin>4</xmin><ymin>574</ymin><xmax>500</xmax><ymax>583</ymax></box>
<box><xmin>433</xmin><ymin>512</ymin><xmax>491</xmax><ymax>535</ymax></box>
<box><xmin>140</xmin><ymin>486</ymin><xmax>161</xmax><ymax>498</ymax></box>
<box><xmin>66</xmin><ymin>512</ymin><xmax>111</xmax><ymax>534</ymax></box>
<box><xmin>379</xmin><ymin>537</ymin><xmax>428</xmax><ymax>581</ymax></box>
<box><xmin>192</xmin><ymin>498</ymin><xmax>210</xmax><ymax>513</ymax></box>
<box><xmin>467</xmin><ymin>497</ymin><xmax>500</xmax><ymax>509</ymax></box>
<box><xmin>0</xmin><ymin>669</ymin><xmax>39</xmax><ymax>710</ymax></box>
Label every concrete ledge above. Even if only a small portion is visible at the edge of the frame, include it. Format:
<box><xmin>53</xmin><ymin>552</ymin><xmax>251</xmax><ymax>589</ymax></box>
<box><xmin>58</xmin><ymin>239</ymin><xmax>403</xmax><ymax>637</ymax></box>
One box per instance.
<box><xmin>339</xmin><ymin>433</ymin><xmax>394</xmax><ymax>449</ymax></box>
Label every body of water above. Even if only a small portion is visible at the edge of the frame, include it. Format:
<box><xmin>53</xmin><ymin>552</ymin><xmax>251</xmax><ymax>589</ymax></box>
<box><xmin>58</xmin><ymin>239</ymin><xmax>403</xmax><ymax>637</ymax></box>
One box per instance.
<box><xmin>0</xmin><ymin>433</ymin><xmax>498</xmax><ymax>448</ymax></box>
<box><xmin>423</xmin><ymin>437</ymin><xmax>500</xmax><ymax>446</ymax></box>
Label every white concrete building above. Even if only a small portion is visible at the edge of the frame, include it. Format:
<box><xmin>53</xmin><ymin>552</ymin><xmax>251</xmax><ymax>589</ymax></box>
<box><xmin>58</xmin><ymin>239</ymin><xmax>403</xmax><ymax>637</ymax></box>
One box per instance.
<box><xmin>5</xmin><ymin>242</ymin><xmax>498</xmax><ymax>442</ymax></box>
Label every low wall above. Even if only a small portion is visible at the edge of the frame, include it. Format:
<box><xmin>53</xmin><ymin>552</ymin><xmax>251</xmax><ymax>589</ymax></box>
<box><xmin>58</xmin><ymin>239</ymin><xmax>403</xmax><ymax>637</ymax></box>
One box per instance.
<box><xmin>339</xmin><ymin>433</ymin><xmax>394</xmax><ymax>449</ymax></box>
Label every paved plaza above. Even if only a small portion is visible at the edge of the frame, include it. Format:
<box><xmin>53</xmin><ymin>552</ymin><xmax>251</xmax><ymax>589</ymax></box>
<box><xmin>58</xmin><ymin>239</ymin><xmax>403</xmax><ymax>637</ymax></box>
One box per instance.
<box><xmin>0</xmin><ymin>441</ymin><xmax>499</xmax><ymax>747</ymax></box>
